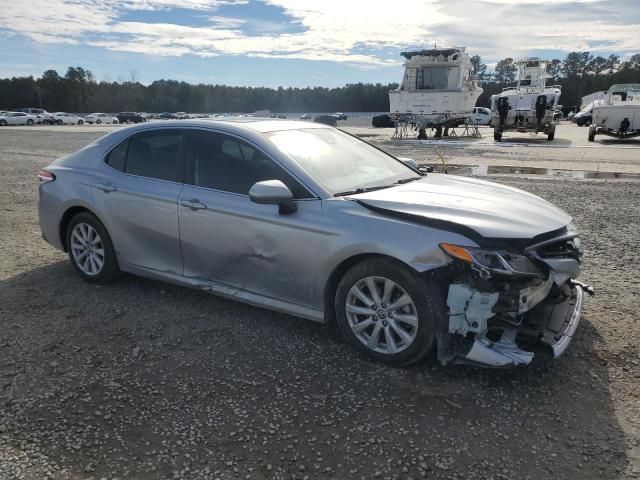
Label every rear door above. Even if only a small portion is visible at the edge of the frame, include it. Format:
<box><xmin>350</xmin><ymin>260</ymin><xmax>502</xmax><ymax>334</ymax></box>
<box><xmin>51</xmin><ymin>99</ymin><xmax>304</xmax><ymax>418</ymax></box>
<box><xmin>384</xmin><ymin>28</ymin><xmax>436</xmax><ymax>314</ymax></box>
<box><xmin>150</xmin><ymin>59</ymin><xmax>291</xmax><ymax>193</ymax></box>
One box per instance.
<box><xmin>178</xmin><ymin>129</ymin><xmax>324</xmax><ymax>307</ymax></box>
<box><xmin>92</xmin><ymin>128</ymin><xmax>187</xmax><ymax>275</ymax></box>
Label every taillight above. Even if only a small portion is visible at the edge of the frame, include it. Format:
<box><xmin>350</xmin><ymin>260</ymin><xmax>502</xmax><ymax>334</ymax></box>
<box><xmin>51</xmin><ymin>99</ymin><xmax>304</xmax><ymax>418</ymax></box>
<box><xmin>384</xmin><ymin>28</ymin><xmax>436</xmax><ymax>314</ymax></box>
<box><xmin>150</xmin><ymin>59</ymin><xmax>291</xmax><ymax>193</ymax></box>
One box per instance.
<box><xmin>38</xmin><ymin>170</ymin><xmax>56</xmax><ymax>184</ymax></box>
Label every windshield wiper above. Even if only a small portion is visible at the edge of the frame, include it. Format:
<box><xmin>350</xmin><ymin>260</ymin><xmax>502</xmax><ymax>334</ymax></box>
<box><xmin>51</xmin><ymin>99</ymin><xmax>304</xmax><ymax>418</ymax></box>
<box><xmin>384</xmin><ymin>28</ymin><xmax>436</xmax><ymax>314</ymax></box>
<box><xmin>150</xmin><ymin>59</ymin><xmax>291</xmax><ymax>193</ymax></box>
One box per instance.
<box><xmin>334</xmin><ymin>177</ymin><xmax>423</xmax><ymax>197</ymax></box>
<box><xmin>395</xmin><ymin>176</ymin><xmax>423</xmax><ymax>184</ymax></box>
<box><xmin>333</xmin><ymin>185</ymin><xmax>393</xmax><ymax>197</ymax></box>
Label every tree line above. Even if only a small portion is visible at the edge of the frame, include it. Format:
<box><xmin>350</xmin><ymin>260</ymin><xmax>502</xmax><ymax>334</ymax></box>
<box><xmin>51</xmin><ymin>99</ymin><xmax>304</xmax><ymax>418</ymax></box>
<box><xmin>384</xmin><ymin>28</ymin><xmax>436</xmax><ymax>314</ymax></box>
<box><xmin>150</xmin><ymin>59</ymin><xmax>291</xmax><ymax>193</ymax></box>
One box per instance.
<box><xmin>0</xmin><ymin>68</ymin><xmax>397</xmax><ymax>113</ymax></box>
<box><xmin>0</xmin><ymin>52</ymin><xmax>639</xmax><ymax>114</ymax></box>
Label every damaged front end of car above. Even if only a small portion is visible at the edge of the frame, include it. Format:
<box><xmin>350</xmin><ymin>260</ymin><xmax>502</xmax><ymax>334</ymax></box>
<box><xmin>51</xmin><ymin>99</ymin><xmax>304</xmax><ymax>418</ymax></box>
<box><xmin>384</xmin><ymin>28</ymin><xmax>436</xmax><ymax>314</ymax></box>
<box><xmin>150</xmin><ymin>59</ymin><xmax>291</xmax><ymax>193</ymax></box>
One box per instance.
<box><xmin>435</xmin><ymin>227</ymin><xmax>594</xmax><ymax>367</ymax></box>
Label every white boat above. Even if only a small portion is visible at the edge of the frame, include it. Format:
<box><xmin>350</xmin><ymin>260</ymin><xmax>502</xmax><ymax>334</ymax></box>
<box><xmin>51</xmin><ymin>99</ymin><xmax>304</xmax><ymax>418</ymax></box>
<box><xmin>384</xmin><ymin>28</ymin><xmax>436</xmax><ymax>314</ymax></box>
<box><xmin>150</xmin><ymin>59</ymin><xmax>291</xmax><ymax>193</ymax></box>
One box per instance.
<box><xmin>490</xmin><ymin>58</ymin><xmax>560</xmax><ymax>141</ymax></box>
<box><xmin>589</xmin><ymin>84</ymin><xmax>640</xmax><ymax>141</ymax></box>
<box><xmin>389</xmin><ymin>47</ymin><xmax>483</xmax><ymax>132</ymax></box>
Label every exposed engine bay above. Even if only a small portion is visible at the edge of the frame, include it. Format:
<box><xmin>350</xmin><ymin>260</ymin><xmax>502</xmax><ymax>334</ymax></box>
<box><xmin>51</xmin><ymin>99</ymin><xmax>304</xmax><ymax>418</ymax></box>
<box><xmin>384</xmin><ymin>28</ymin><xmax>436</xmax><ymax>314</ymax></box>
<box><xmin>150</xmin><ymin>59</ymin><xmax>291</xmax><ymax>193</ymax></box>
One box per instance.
<box><xmin>436</xmin><ymin>227</ymin><xmax>594</xmax><ymax>367</ymax></box>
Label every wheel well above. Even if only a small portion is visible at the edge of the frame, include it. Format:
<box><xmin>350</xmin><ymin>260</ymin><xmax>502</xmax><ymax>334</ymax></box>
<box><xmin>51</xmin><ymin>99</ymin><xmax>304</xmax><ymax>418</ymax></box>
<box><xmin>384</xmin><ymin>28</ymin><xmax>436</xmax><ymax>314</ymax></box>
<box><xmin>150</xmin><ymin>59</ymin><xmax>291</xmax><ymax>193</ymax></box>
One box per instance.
<box><xmin>59</xmin><ymin>206</ymin><xmax>92</xmax><ymax>251</ymax></box>
<box><xmin>323</xmin><ymin>253</ymin><xmax>414</xmax><ymax>323</ymax></box>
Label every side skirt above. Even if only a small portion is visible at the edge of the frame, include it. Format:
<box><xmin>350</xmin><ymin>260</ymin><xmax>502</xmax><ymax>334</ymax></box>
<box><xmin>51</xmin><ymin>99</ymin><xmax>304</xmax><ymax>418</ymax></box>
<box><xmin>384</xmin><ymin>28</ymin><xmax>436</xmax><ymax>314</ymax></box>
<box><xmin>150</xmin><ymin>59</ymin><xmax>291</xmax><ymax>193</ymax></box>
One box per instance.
<box><xmin>122</xmin><ymin>264</ymin><xmax>326</xmax><ymax>323</ymax></box>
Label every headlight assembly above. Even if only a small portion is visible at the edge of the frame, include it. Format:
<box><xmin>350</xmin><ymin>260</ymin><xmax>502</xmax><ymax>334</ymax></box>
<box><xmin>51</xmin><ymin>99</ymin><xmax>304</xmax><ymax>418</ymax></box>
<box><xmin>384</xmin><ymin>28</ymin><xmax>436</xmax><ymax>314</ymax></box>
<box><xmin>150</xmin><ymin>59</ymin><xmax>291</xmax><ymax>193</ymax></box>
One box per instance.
<box><xmin>440</xmin><ymin>243</ymin><xmax>543</xmax><ymax>278</ymax></box>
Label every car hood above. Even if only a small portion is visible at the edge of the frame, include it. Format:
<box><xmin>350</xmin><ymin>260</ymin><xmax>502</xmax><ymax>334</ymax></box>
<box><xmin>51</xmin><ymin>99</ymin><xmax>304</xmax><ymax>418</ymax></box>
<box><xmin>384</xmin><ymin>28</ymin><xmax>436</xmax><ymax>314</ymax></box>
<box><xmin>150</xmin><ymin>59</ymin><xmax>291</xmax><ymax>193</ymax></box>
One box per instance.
<box><xmin>352</xmin><ymin>174</ymin><xmax>572</xmax><ymax>240</ymax></box>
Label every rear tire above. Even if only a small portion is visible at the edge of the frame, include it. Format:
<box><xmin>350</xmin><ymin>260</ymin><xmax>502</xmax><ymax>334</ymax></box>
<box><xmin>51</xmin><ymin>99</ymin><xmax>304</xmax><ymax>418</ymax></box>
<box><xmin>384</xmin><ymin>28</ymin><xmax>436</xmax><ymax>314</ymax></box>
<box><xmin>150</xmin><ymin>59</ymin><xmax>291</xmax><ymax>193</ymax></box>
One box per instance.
<box><xmin>78</xmin><ymin>119</ymin><xmax>84</xmax><ymax>125</ymax></box>
<box><xmin>113</xmin><ymin>120</ymin><xmax>118</xmax><ymax>124</ymax></box>
<box><xmin>0</xmin><ymin>119</ymin><xmax>6</xmax><ymax>126</ymax></box>
<box><xmin>494</xmin><ymin>130</ymin><xmax>502</xmax><ymax>141</ymax></box>
<box><xmin>57</xmin><ymin>119</ymin><xmax>63</xmax><ymax>125</ymax></box>
<box><xmin>96</xmin><ymin>119</ymin><xmax>102</xmax><ymax>124</ymax></box>
<box><xmin>66</xmin><ymin>212</ymin><xmax>121</xmax><ymax>285</ymax></box>
<box><xmin>27</xmin><ymin>119</ymin><xmax>34</xmax><ymax>126</ymax></box>
<box><xmin>335</xmin><ymin>258</ymin><xmax>443</xmax><ymax>367</ymax></box>
<box><xmin>588</xmin><ymin>127</ymin><xmax>596</xmax><ymax>142</ymax></box>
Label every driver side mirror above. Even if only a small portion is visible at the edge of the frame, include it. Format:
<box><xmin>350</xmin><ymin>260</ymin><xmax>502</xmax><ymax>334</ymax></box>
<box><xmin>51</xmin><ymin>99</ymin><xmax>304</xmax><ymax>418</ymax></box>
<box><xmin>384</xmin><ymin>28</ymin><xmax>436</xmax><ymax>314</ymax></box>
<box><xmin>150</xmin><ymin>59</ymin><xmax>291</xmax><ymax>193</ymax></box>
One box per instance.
<box><xmin>397</xmin><ymin>157</ymin><xmax>418</xmax><ymax>169</ymax></box>
<box><xmin>249</xmin><ymin>180</ymin><xmax>297</xmax><ymax>215</ymax></box>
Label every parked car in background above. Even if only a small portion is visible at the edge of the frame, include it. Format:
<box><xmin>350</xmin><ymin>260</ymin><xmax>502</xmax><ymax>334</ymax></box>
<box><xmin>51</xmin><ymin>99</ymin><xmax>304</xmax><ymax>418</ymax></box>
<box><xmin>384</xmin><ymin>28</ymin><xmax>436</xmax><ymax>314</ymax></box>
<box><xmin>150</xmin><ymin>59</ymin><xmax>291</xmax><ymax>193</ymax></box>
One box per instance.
<box><xmin>334</xmin><ymin>112</ymin><xmax>348</xmax><ymax>121</ymax></box>
<box><xmin>52</xmin><ymin>112</ymin><xmax>84</xmax><ymax>125</ymax></box>
<box><xmin>299</xmin><ymin>113</ymin><xmax>311</xmax><ymax>120</ymax></box>
<box><xmin>313</xmin><ymin>115</ymin><xmax>338</xmax><ymax>126</ymax></box>
<box><xmin>571</xmin><ymin>101</ymin><xmax>600</xmax><ymax>127</ymax></box>
<box><xmin>0</xmin><ymin>111</ymin><xmax>38</xmax><ymax>126</ymax></box>
<box><xmin>574</xmin><ymin>112</ymin><xmax>592</xmax><ymax>126</ymax></box>
<box><xmin>15</xmin><ymin>108</ymin><xmax>56</xmax><ymax>125</ymax></box>
<box><xmin>116</xmin><ymin>112</ymin><xmax>147</xmax><ymax>124</ymax></box>
<box><xmin>85</xmin><ymin>113</ymin><xmax>119</xmax><ymax>124</ymax></box>
<box><xmin>38</xmin><ymin>119</ymin><xmax>590</xmax><ymax>368</ymax></box>
<box><xmin>175</xmin><ymin>112</ymin><xmax>189</xmax><ymax>119</ymax></box>
<box><xmin>372</xmin><ymin>114</ymin><xmax>395</xmax><ymax>128</ymax></box>
<box><xmin>158</xmin><ymin>112</ymin><xmax>178</xmax><ymax>120</ymax></box>
<box><xmin>470</xmin><ymin>107</ymin><xmax>492</xmax><ymax>125</ymax></box>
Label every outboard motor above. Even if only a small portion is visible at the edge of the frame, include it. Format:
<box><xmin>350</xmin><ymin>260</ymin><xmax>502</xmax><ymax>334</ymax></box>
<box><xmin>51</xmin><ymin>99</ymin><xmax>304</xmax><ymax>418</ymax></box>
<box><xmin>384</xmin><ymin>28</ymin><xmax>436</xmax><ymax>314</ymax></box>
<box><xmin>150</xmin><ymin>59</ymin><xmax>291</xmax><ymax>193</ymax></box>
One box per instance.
<box><xmin>620</xmin><ymin>117</ymin><xmax>630</xmax><ymax>134</ymax></box>
<box><xmin>497</xmin><ymin>97</ymin><xmax>509</xmax><ymax>126</ymax></box>
<box><xmin>535</xmin><ymin>95</ymin><xmax>547</xmax><ymax>129</ymax></box>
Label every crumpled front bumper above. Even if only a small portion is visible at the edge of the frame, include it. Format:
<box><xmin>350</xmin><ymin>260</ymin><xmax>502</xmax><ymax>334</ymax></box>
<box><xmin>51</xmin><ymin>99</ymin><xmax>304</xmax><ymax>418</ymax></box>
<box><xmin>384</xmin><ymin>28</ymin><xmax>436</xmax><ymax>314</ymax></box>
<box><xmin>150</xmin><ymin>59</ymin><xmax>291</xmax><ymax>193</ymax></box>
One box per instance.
<box><xmin>462</xmin><ymin>285</ymin><xmax>584</xmax><ymax>367</ymax></box>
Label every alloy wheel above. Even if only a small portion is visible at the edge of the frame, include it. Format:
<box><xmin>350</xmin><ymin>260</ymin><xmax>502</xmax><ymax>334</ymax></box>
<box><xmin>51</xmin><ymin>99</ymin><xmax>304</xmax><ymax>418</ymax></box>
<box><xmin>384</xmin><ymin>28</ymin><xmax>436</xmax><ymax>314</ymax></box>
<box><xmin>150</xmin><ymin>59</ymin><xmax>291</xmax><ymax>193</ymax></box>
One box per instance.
<box><xmin>70</xmin><ymin>223</ymin><xmax>105</xmax><ymax>276</ymax></box>
<box><xmin>345</xmin><ymin>276</ymin><xmax>419</xmax><ymax>354</ymax></box>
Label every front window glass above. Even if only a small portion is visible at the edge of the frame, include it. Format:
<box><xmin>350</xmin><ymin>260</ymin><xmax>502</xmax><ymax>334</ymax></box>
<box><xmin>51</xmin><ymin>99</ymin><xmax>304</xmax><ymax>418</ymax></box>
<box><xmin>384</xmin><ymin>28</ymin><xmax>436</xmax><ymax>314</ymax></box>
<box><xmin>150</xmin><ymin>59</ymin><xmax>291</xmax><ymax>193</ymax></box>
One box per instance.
<box><xmin>264</xmin><ymin>128</ymin><xmax>416</xmax><ymax>195</ymax></box>
<box><xmin>189</xmin><ymin>131</ymin><xmax>312</xmax><ymax>198</ymax></box>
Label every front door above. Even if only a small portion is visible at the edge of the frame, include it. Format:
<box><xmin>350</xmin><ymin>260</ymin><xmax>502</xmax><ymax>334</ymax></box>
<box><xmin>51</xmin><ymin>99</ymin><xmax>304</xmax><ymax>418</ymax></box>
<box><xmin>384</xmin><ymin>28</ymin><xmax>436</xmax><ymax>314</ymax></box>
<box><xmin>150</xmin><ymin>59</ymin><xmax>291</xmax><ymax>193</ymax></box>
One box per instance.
<box><xmin>178</xmin><ymin>129</ymin><xmax>324</xmax><ymax>308</ymax></box>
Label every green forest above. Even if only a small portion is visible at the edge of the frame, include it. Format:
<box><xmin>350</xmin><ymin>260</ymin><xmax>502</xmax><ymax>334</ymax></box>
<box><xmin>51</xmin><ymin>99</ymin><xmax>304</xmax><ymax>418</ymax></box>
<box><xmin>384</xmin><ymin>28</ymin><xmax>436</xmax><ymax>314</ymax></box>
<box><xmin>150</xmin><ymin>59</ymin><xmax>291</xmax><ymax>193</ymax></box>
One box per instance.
<box><xmin>1</xmin><ymin>52</ymin><xmax>639</xmax><ymax>114</ymax></box>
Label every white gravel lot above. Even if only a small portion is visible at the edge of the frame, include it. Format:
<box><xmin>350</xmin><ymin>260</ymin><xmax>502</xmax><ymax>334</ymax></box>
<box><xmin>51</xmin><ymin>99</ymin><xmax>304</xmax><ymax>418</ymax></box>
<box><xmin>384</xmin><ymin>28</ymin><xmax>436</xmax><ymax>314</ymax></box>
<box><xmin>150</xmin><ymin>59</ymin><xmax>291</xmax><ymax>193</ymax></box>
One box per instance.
<box><xmin>0</xmin><ymin>126</ymin><xmax>639</xmax><ymax>480</ymax></box>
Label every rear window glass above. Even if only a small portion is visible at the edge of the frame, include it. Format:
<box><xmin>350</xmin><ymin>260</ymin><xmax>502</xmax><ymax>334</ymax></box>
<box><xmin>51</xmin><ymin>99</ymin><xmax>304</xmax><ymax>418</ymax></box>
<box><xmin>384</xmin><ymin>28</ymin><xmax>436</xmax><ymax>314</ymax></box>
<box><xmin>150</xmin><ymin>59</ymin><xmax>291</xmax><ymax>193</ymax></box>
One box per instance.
<box><xmin>125</xmin><ymin>130</ymin><xmax>183</xmax><ymax>182</ymax></box>
<box><xmin>106</xmin><ymin>140</ymin><xmax>128</xmax><ymax>172</ymax></box>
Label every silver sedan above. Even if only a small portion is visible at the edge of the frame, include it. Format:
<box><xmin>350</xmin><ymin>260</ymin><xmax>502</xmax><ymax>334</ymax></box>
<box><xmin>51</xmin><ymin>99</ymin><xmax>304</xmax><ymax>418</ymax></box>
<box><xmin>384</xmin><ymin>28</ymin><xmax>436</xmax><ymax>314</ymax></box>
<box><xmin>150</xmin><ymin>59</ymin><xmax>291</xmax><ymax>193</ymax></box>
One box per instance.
<box><xmin>38</xmin><ymin>119</ymin><xmax>591</xmax><ymax>367</ymax></box>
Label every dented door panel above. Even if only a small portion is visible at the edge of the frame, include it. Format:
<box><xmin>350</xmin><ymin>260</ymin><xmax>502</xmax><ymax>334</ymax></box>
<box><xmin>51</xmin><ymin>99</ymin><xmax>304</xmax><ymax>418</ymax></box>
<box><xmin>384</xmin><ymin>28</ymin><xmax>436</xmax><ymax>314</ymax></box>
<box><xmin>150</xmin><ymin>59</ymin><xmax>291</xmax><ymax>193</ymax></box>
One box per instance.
<box><xmin>179</xmin><ymin>185</ymin><xmax>327</xmax><ymax>308</ymax></box>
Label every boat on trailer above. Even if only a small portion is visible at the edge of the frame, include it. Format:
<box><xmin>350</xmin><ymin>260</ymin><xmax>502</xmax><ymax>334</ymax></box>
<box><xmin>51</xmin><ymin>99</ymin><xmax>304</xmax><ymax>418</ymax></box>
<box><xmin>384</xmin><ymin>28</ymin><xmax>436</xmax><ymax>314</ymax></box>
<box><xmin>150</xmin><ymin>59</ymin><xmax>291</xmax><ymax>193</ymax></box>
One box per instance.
<box><xmin>589</xmin><ymin>84</ymin><xmax>640</xmax><ymax>141</ymax></box>
<box><xmin>389</xmin><ymin>47</ymin><xmax>483</xmax><ymax>138</ymax></box>
<box><xmin>490</xmin><ymin>58</ymin><xmax>560</xmax><ymax>141</ymax></box>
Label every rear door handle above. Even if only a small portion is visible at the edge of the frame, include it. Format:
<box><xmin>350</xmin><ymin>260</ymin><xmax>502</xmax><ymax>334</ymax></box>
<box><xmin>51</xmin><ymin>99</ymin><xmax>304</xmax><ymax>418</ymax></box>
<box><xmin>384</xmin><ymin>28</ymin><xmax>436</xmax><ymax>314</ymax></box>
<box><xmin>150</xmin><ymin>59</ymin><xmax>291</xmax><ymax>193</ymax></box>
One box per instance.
<box><xmin>95</xmin><ymin>183</ymin><xmax>117</xmax><ymax>193</ymax></box>
<box><xmin>180</xmin><ymin>199</ymin><xmax>207</xmax><ymax>210</ymax></box>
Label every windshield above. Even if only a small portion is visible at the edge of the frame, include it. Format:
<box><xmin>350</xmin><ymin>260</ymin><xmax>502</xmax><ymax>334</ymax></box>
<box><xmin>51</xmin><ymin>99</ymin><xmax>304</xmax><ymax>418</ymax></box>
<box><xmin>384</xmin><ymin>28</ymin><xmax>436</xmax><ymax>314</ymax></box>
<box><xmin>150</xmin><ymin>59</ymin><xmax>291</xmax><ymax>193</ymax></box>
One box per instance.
<box><xmin>264</xmin><ymin>128</ymin><xmax>416</xmax><ymax>194</ymax></box>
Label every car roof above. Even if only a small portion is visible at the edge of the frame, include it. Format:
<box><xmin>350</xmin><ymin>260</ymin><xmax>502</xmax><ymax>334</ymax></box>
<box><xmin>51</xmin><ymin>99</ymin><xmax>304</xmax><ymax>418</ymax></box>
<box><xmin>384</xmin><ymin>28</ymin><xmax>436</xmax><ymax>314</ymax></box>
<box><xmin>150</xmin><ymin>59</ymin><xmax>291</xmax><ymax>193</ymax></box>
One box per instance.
<box><xmin>188</xmin><ymin>118</ymin><xmax>330</xmax><ymax>133</ymax></box>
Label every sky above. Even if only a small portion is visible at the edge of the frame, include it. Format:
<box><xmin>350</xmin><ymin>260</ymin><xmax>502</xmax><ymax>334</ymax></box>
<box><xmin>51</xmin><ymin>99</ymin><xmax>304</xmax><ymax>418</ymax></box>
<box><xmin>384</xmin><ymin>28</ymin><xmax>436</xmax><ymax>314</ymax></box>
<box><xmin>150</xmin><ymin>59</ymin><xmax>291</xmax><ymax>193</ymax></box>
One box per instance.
<box><xmin>0</xmin><ymin>0</ymin><xmax>638</xmax><ymax>88</ymax></box>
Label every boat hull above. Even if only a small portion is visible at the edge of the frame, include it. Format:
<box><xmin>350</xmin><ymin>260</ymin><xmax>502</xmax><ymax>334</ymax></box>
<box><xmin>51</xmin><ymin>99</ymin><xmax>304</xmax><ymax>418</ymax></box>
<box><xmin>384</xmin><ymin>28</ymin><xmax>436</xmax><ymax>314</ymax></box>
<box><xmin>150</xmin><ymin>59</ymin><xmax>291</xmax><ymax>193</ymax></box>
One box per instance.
<box><xmin>593</xmin><ymin>104</ymin><xmax>639</xmax><ymax>131</ymax></box>
<box><xmin>389</xmin><ymin>89</ymin><xmax>482</xmax><ymax>119</ymax></box>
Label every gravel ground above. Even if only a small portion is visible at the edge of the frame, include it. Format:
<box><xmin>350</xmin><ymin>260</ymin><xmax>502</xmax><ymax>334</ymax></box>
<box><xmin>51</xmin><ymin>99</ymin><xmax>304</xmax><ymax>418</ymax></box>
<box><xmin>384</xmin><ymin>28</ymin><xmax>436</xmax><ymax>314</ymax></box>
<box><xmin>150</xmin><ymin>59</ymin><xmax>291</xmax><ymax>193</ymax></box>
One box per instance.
<box><xmin>1</xmin><ymin>128</ymin><xmax>639</xmax><ymax>480</ymax></box>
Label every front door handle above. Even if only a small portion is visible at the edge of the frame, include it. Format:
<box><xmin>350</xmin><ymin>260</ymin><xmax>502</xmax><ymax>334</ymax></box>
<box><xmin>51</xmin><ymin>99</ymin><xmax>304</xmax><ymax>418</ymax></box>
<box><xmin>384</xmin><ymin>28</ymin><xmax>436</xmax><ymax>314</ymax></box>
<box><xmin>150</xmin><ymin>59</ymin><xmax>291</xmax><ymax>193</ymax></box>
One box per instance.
<box><xmin>95</xmin><ymin>183</ymin><xmax>117</xmax><ymax>193</ymax></box>
<box><xmin>180</xmin><ymin>199</ymin><xmax>207</xmax><ymax>210</ymax></box>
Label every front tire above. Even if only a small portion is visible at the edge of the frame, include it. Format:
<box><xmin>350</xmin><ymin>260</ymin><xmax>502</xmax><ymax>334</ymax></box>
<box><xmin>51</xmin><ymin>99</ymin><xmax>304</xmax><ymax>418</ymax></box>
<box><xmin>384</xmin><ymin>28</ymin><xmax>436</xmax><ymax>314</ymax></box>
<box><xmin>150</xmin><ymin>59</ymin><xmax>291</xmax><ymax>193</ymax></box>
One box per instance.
<box><xmin>27</xmin><ymin>119</ymin><xmax>34</xmax><ymax>126</ymax></box>
<box><xmin>66</xmin><ymin>212</ymin><xmax>121</xmax><ymax>284</ymax></box>
<box><xmin>78</xmin><ymin>119</ymin><xmax>84</xmax><ymax>125</ymax></box>
<box><xmin>335</xmin><ymin>258</ymin><xmax>442</xmax><ymax>366</ymax></box>
<box><xmin>96</xmin><ymin>119</ymin><xmax>102</xmax><ymax>124</ymax></box>
<box><xmin>0</xmin><ymin>119</ymin><xmax>6</xmax><ymax>126</ymax></box>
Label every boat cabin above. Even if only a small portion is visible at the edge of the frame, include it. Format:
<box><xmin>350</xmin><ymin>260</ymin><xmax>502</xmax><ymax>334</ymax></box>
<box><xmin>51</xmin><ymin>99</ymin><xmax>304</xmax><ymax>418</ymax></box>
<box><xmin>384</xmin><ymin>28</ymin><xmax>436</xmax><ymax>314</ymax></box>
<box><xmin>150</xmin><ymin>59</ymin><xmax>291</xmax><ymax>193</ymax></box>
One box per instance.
<box><xmin>397</xmin><ymin>48</ymin><xmax>475</xmax><ymax>93</ymax></box>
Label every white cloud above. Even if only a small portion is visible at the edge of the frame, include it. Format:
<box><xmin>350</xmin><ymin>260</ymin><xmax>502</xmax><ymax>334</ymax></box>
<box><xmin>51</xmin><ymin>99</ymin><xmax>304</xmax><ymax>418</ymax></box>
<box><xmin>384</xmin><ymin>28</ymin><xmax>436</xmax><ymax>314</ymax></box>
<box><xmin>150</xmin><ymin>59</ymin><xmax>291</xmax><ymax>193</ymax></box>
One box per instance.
<box><xmin>0</xmin><ymin>0</ymin><xmax>637</xmax><ymax>68</ymax></box>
